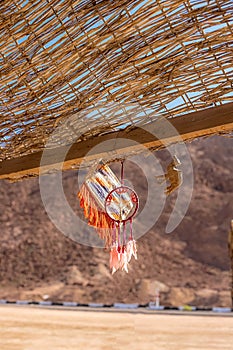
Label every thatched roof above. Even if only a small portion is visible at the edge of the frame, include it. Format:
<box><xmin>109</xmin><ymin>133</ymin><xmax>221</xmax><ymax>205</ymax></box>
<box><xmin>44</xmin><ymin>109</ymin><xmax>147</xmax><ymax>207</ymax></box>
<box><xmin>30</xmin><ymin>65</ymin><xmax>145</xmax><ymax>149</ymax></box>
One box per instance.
<box><xmin>1</xmin><ymin>0</ymin><xmax>233</xmax><ymax>164</ymax></box>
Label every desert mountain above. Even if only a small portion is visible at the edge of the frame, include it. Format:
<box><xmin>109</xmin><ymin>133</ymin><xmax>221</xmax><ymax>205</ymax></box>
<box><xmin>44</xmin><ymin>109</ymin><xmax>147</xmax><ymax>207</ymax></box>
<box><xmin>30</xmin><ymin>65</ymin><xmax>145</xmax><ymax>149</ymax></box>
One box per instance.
<box><xmin>0</xmin><ymin>135</ymin><xmax>232</xmax><ymax>306</ymax></box>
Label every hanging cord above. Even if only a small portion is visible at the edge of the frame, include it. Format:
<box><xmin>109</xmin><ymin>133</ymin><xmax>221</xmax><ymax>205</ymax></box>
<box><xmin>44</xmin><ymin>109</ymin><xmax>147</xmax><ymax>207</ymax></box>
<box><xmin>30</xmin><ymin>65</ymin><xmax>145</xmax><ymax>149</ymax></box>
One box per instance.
<box><xmin>112</xmin><ymin>222</ymin><xmax>116</xmax><ymax>245</ymax></box>
<box><xmin>123</xmin><ymin>221</ymin><xmax>127</xmax><ymax>246</ymax></box>
<box><xmin>130</xmin><ymin>218</ymin><xmax>133</xmax><ymax>241</ymax></box>
<box><xmin>118</xmin><ymin>160</ymin><xmax>125</xmax><ymax>247</ymax></box>
<box><xmin>120</xmin><ymin>160</ymin><xmax>124</xmax><ymax>185</ymax></box>
<box><xmin>117</xmin><ymin>223</ymin><xmax>121</xmax><ymax>251</ymax></box>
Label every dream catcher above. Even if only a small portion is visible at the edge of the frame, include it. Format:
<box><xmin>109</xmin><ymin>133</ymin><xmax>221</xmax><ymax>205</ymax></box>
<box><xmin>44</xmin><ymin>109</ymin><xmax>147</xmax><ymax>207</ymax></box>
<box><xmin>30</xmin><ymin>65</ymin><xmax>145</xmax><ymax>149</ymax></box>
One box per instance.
<box><xmin>78</xmin><ymin>162</ymin><xmax>139</xmax><ymax>274</ymax></box>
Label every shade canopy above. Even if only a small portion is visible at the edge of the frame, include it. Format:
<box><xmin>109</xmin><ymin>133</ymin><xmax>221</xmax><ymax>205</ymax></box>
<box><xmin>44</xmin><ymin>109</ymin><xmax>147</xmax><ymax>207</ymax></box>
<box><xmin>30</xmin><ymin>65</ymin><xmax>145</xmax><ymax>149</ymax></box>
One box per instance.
<box><xmin>0</xmin><ymin>0</ymin><xmax>233</xmax><ymax>168</ymax></box>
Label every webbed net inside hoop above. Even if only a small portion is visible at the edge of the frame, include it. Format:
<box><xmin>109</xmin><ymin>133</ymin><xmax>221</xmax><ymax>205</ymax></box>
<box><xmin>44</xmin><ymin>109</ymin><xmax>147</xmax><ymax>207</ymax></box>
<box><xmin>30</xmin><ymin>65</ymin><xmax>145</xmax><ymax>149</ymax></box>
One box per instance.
<box><xmin>78</xmin><ymin>162</ymin><xmax>138</xmax><ymax>274</ymax></box>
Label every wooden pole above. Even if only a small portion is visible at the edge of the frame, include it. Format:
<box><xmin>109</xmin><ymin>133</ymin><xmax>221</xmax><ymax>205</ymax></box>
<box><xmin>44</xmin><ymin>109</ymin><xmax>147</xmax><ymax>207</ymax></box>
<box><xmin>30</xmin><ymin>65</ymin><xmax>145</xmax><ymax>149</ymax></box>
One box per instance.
<box><xmin>228</xmin><ymin>220</ymin><xmax>233</xmax><ymax>308</ymax></box>
<box><xmin>0</xmin><ymin>102</ymin><xmax>233</xmax><ymax>181</ymax></box>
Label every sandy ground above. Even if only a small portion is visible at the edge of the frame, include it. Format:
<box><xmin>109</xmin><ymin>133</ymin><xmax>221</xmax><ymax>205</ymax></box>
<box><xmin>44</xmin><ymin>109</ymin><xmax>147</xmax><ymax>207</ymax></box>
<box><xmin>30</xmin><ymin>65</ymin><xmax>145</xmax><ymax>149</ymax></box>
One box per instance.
<box><xmin>0</xmin><ymin>306</ymin><xmax>233</xmax><ymax>350</ymax></box>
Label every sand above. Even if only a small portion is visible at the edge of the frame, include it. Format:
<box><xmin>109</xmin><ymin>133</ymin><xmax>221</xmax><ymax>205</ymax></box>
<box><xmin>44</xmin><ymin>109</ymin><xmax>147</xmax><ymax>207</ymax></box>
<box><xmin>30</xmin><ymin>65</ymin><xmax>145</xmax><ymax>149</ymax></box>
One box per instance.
<box><xmin>0</xmin><ymin>306</ymin><xmax>233</xmax><ymax>350</ymax></box>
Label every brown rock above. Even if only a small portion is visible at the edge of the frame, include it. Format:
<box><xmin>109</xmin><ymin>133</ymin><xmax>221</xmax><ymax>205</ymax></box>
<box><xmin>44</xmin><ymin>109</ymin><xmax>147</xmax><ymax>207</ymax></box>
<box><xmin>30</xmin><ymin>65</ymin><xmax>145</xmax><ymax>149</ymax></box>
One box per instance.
<box><xmin>65</xmin><ymin>266</ymin><xmax>86</xmax><ymax>286</ymax></box>
<box><xmin>168</xmin><ymin>288</ymin><xmax>195</xmax><ymax>306</ymax></box>
<box><xmin>218</xmin><ymin>291</ymin><xmax>232</xmax><ymax>307</ymax></box>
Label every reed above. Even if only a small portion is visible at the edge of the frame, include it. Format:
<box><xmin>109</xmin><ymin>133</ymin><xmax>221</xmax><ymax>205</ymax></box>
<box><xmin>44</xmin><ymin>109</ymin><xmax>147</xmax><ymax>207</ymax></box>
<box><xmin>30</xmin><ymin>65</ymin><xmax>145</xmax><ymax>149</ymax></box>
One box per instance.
<box><xmin>0</xmin><ymin>0</ymin><xmax>233</xmax><ymax>161</ymax></box>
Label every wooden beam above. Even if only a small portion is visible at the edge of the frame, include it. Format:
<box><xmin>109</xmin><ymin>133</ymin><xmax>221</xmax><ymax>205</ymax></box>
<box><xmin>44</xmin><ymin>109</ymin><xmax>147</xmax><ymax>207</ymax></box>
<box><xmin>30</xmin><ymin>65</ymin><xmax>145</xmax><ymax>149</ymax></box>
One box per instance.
<box><xmin>0</xmin><ymin>102</ymin><xmax>233</xmax><ymax>181</ymax></box>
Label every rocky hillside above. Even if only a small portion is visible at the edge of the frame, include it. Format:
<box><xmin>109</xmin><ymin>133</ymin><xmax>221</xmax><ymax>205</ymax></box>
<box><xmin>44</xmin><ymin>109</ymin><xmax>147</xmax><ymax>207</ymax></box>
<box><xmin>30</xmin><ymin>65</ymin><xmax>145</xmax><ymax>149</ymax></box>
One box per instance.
<box><xmin>0</xmin><ymin>135</ymin><xmax>232</xmax><ymax>307</ymax></box>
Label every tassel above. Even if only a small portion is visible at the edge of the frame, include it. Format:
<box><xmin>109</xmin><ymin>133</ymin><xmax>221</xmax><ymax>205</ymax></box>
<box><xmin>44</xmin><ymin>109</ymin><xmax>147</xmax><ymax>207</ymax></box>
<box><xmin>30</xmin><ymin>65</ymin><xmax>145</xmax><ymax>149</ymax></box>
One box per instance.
<box><xmin>78</xmin><ymin>184</ymin><xmax>114</xmax><ymax>247</ymax></box>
